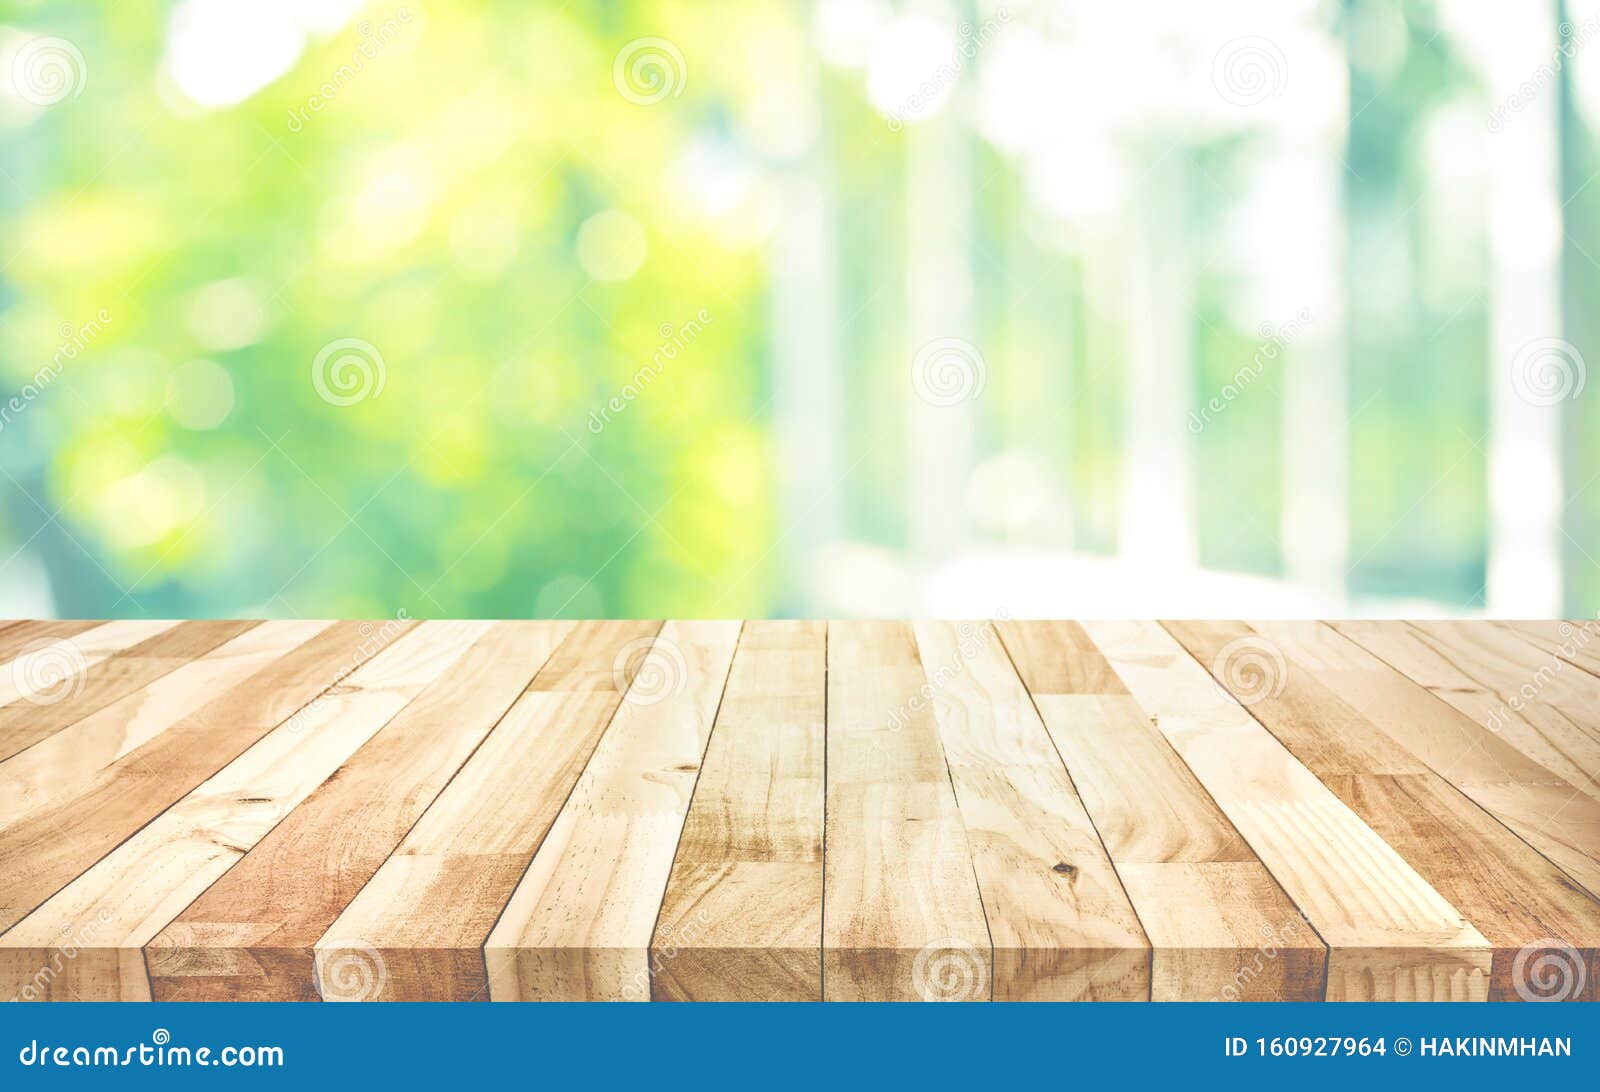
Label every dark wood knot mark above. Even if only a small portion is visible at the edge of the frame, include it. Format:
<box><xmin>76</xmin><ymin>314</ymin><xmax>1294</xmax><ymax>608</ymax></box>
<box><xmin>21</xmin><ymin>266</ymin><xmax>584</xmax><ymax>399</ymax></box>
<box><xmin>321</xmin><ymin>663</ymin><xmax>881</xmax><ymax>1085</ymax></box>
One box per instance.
<box><xmin>671</xmin><ymin>763</ymin><xmax>698</xmax><ymax>773</ymax></box>
<box><xmin>238</xmin><ymin>797</ymin><xmax>273</xmax><ymax>805</ymax></box>
<box><xmin>1052</xmin><ymin>862</ymin><xmax>1077</xmax><ymax>877</ymax></box>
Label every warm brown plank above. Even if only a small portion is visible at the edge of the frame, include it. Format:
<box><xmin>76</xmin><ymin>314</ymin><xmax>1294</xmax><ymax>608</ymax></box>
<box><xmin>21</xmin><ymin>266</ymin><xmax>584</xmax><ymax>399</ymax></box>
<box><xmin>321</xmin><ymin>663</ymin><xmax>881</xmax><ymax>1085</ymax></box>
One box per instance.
<box><xmin>914</xmin><ymin>620</ymin><xmax>1150</xmax><ymax>1000</ymax></box>
<box><xmin>0</xmin><ymin>621</ymin><xmax>101</xmax><ymax>666</ymax></box>
<box><xmin>0</xmin><ymin>620</ymin><xmax>402</xmax><ymax>932</ymax></box>
<box><xmin>315</xmin><ymin>620</ymin><xmax>659</xmax><ymax>1001</ymax></box>
<box><xmin>484</xmin><ymin>621</ymin><xmax>742</xmax><ymax>1000</ymax></box>
<box><xmin>0</xmin><ymin>621</ymin><xmax>333</xmax><ymax>822</ymax></box>
<box><xmin>649</xmin><ymin>620</ymin><xmax>825</xmax><ymax>1002</ymax></box>
<box><xmin>1080</xmin><ymin>621</ymin><xmax>1491</xmax><ymax>1001</ymax></box>
<box><xmin>1000</xmin><ymin>620</ymin><xmax>1324</xmax><ymax>1001</ymax></box>
<box><xmin>1334</xmin><ymin>621</ymin><xmax>1600</xmax><ymax>805</ymax></box>
<box><xmin>0</xmin><ymin>620</ymin><xmax>254</xmax><ymax>762</ymax></box>
<box><xmin>1170</xmin><ymin>620</ymin><xmax>1600</xmax><ymax>1002</ymax></box>
<box><xmin>145</xmin><ymin>622</ymin><xmax>573</xmax><ymax>1001</ymax></box>
<box><xmin>822</xmin><ymin>621</ymin><xmax>990</xmax><ymax>1001</ymax></box>
<box><xmin>0</xmin><ymin>622</ymin><xmax>492</xmax><ymax>1001</ymax></box>
<box><xmin>1253</xmin><ymin>621</ymin><xmax>1600</xmax><ymax>900</ymax></box>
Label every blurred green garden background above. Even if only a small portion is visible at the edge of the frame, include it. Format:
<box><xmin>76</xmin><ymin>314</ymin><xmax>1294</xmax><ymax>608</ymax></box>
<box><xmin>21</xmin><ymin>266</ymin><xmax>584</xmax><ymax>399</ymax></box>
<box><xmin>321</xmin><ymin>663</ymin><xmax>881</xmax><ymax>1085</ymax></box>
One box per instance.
<box><xmin>0</xmin><ymin>0</ymin><xmax>1596</xmax><ymax>620</ymax></box>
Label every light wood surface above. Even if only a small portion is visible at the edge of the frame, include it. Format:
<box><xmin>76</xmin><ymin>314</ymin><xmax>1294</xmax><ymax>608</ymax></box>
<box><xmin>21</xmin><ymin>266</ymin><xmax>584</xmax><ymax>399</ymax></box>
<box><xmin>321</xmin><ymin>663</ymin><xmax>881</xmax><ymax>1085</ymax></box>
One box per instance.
<box><xmin>1000</xmin><ymin>621</ymin><xmax>1324</xmax><ymax>1001</ymax></box>
<box><xmin>649</xmin><ymin>620</ymin><xmax>825</xmax><ymax>1001</ymax></box>
<box><xmin>1</xmin><ymin>619</ymin><xmax>1596</xmax><ymax>1002</ymax></box>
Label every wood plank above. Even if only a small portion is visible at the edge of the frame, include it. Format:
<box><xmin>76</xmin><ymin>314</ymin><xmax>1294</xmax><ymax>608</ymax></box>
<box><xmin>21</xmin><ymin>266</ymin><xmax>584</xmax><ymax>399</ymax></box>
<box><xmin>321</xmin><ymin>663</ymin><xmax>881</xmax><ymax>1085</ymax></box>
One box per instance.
<box><xmin>1253</xmin><ymin>620</ymin><xmax>1600</xmax><ymax>900</ymax></box>
<box><xmin>0</xmin><ymin>620</ymin><xmax>253</xmax><ymax>761</ymax></box>
<box><xmin>1498</xmin><ymin>620</ymin><xmax>1600</xmax><ymax>681</ymax></box>
<box><xmin>649</xmin><ymin>620</ymin><xmax>824</xmax><ymax>1002</ymax></box>
<box><xmin>0</xmin><ymin>622</ymin><xmax>492</xmax><ymax>1001</ymax></box>
<box><xmin>1170</xmin><ymin>620</ymin><xmax>1600</xmax><ymax>1002</ymax></box>
<box><xmin>0</xmin><ymin>620</ymin><xmax>405</xmax><ymax>933</ymax></box>
<box><xmin>1334</xmin><ymin>621</ymin><xmax>1600</xmax><ymax>805</ymax></box>
<box><xmin>0</xmin><ymin>621</ymin><xmax>100</xmax><ymax>665</ymax></box>
<box><xmin>0</xmin><ymin>621</ymin><xmax>333</xmax><ymax>822</ymax></box>
<box><xmin>146</xmin><ymin>621</ymin><xmax>573</xmax><ymax>1001</ymax></box>
<box><xmin>315</xmin><ymin>620</ymin><xmax>660</xmax><ymax>1001</ymax></box>
<box><xmin>822</xmin><ymin>620</ymin><xmax>990</xmax><ymax>1001</ymax></box>
<box><xmin>485</xmin><ymin>621</ymin><xmax>741</xmax><ymax>1000</ymax></box>
<box><xmin>1079</xmin><ymin>620</ymin><xmax>1491</xmax><ymax>1001</ymax></box>
<box><xmin>914</xmin><ymin>620</ymin><xmax>1150</xmax><ymax>1000</ymax></box>
<box><xmin>1000</xmin><ymin>620</ymin><xmax>1324</xmax><ymax>1001</ymax></box>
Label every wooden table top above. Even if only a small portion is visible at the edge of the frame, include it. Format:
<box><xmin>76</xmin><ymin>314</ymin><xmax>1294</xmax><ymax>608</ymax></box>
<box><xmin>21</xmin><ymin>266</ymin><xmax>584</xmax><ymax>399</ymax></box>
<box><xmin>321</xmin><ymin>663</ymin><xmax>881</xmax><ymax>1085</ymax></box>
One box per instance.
<box><xmin>0</xmin><ymin>618</ymin><xmax>1595</xmax><ymax>1003</ymax></box>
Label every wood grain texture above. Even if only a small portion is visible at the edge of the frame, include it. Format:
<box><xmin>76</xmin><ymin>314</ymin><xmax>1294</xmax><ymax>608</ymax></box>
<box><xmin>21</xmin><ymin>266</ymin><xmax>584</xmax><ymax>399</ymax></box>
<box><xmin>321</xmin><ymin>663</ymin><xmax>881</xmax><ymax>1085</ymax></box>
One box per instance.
<box><xmin>1252</xmin><ymin>621</ymin><xmax>1600</xmax><ymax>902</ymax></box>
<box><xmin>484</xmin><ymin>621</ymin><xmax>741</xmax><ymax>1000</ymax></box>
<box><xmin>1000</xmin><ymin>620</ymin><xmax>1324</xmax><ymax>1001</ymax></box>
<box><xmin>0</xmin><ymin>620</ymin><xmax>203</xmax><ymax>759</ymax></box>
<box><xmin>1334</xmin><ymin>621</ymin><xmax>1600</xmax><ymax>806</ymax></box>
<box><xmin>1080</xmin><ymin>620</ymin><xmax>1491</xmax><ymax>1001</ymax></box>
<box><xmin>914</xmin><ymin>620</ymin><xmax>1149</xmax><ymax>1000</ymax></box>
<box><xmin>0</xmin><ymin>621</ymin><xmax>334</xmax><ymax>821</ymax></box>
<box><xmin>649</xmin><ymin>620</ymin><xmax>825</xmax><ymax>1002</ymax></box>
<box><xmin>1500</xmin><ymin>620</ymin><xmax>1600</xmax><ymax>678</ymax></box>
<box><xmin>0</xmin><ymin>620</ymin><xmax>397</xmax><ymax>932</ymax></box>
<box><xmin>0</xmin><ymin>619</ymin><xmax>1593</xmax><ymax>1003</ymax></box>
<box><xmin>145</xmin><ymin>622</ymin><xmax>572</xmax><ymax>1001</ymax></box>
<box><xmin>822</xmin><ymin>621</ymin><xmax>990</xmax><ymax>1001</ymax></box>
<box><xmin>0</xmin><ymin>622</ymin><xmax>490</xmax><ymax>1002</ymax></box>
<box><xmin>1169</xmin><ymin>620</ymin><xmax>1600</xmax><ymax>1002</ymax></box>
<box><xmin>0</xmin><ymin>621</ymin><xmax>101</xmax><ymax>666</ymax></box>
<box><xmin>319</xmin><ymin>620</ymin><xmax>659</xmax><ymax>1001</ymax></box>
